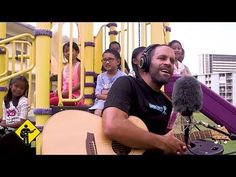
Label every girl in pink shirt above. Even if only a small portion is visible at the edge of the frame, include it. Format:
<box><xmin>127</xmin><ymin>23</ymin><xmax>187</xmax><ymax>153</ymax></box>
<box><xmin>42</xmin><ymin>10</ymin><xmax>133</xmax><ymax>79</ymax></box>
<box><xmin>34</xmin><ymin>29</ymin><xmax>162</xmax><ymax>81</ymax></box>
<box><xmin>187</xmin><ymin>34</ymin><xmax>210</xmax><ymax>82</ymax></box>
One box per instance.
<box><xmin>50</xmin><ymin>42</ymin><xmax>84</xmax><ymax>106</ymax></box>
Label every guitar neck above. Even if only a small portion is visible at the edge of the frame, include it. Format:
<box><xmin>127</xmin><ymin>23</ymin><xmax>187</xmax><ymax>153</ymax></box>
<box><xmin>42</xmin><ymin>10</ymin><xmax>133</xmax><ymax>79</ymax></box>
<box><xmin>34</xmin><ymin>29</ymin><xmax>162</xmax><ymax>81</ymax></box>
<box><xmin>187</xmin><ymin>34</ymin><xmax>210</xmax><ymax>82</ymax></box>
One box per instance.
<box><xmin>175</xmin><ymin>129</ymin><xmax>212</xmax><ymax>142</ymax></box>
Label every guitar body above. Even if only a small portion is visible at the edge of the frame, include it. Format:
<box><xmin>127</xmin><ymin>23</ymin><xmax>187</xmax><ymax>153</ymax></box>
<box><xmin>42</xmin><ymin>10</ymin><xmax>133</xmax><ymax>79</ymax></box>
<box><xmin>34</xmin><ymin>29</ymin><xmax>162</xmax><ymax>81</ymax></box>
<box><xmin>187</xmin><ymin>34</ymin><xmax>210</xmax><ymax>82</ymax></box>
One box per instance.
<box><xmin>41</xmin><ymin>110</ymin><xmax>148</xmax><ymax>155</ymax></box>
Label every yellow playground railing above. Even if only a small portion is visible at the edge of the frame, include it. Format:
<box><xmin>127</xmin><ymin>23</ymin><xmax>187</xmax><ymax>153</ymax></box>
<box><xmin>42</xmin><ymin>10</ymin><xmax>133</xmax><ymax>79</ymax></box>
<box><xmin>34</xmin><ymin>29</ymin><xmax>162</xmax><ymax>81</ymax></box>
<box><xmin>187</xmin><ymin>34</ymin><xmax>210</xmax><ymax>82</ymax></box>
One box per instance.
<box><xmin>0</xmin><ymin>22</ymin><xmax>171</xmax><ymax>155</ymax></box>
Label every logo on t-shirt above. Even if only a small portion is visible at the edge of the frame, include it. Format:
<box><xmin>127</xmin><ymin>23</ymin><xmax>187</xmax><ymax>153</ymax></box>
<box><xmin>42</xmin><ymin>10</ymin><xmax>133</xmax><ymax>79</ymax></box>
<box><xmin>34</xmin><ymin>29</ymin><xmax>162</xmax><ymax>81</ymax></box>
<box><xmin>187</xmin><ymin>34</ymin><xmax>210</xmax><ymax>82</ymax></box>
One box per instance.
<box><xmin>148</xmin><ymin>103</ymin><xmax>167</xmax><ymax>115</ymax></box>
<box><xmin>7</xmin><ymin>109</ymin><xmax>16</xmax><ymax>117</ymax></box>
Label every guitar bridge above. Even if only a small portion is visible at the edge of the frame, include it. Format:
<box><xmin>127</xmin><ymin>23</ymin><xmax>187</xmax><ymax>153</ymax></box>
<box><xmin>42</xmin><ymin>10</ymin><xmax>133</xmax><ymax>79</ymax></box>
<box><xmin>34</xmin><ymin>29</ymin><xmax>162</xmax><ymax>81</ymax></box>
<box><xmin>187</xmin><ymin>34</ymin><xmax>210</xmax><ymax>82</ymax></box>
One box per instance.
<box><xmin>86</xmin><ymin>132</ymin><xmax>97</xmax><ymax>155</ymax></box>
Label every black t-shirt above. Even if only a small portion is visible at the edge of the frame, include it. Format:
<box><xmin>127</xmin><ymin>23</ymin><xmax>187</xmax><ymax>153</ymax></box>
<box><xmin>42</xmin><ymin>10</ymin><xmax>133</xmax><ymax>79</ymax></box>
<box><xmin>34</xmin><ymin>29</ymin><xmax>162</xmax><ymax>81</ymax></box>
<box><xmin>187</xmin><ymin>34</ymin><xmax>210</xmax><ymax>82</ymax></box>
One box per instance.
<box><xmin>103</xmin><ymin>76</ymin><xmax>172</xmax><ymax>135</ymax></box>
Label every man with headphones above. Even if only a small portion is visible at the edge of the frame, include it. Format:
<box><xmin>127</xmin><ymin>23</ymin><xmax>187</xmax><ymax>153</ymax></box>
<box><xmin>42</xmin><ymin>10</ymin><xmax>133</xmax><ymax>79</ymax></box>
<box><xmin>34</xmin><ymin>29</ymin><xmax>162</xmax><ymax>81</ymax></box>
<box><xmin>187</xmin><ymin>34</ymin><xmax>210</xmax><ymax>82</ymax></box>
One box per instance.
<box><xmin>102</xmin><ymin>44</ymin><xmax>187</xmax><ymax>155</ymax></box>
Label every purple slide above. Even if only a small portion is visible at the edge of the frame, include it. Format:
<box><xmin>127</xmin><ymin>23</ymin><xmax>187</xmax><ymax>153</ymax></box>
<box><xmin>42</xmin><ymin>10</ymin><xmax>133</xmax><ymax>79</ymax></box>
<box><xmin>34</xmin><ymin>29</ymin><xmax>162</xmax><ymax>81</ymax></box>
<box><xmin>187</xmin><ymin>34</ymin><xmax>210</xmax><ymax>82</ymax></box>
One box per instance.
<box><xmin>164</xmin><ymin>76</ymin><xmax>236</xmax><ymax>134</ymax></box>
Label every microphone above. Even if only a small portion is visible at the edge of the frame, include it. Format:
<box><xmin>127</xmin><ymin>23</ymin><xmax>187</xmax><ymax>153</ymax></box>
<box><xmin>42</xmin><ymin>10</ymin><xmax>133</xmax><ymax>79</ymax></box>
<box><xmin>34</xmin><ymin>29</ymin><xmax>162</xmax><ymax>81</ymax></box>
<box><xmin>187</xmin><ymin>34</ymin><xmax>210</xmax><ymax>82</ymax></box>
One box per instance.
<box><xmin>197</xmin><ymin>121</ymin><xmax>236</xmax><ymax>140</ymax></box>
<box><xmin>172</xmin><ymin>76</ymin><xmax>203</xmax><ymax>144</ymax></box>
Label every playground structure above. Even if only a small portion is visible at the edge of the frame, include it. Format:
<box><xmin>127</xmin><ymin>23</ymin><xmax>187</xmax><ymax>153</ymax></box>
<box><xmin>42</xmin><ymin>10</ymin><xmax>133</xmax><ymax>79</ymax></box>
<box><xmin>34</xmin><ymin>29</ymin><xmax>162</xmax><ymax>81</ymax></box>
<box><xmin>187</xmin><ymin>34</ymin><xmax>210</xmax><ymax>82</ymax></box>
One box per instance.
<box><xmin>0</xmin><ymin>22</ymin><xmax>171</xmax><ymax>154</ymax></box>
<box><xmin>1</xmin><ymin>22</ymin><xmax>235</xmax><ymax>155</ymax></box>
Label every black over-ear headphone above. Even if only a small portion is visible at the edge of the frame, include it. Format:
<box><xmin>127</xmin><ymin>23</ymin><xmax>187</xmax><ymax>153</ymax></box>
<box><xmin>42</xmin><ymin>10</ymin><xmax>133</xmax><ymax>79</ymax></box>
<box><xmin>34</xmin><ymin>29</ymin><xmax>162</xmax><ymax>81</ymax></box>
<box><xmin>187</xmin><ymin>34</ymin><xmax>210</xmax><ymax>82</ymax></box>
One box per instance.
<box><xmin>139</xmin><ymin>44</ymin><xmax>160</xmax><ymax>72</ymax></box>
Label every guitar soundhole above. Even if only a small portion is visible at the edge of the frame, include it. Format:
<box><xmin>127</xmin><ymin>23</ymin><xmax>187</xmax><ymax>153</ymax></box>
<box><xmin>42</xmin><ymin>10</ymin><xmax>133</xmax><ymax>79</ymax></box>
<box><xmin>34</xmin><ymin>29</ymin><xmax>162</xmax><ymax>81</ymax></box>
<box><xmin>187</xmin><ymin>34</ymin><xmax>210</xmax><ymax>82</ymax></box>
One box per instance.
<box><xmin>112</xmin><ymin>141</ymin><xmax>131</xmax><ymax>155</ymax></box>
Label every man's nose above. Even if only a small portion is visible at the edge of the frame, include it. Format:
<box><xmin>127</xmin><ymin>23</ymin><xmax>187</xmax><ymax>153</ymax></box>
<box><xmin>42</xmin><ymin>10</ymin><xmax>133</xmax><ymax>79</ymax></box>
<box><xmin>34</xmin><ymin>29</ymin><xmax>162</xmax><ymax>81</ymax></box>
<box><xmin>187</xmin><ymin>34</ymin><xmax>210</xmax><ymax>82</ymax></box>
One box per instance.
<box><xmin>164</xmin><ymin>58</ymin><xmax>172</xmax><ymax>65</ymax></box>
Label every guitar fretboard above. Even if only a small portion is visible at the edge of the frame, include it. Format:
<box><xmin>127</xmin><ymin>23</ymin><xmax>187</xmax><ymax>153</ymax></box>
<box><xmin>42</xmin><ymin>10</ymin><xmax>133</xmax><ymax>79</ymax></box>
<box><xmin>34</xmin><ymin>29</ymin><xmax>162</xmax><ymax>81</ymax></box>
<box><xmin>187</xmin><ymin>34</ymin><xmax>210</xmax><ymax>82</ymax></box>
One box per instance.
<box><xmin>175</xmin><ymin>130</ymin><xmax>212</xmax><ymax>142</ymax></box>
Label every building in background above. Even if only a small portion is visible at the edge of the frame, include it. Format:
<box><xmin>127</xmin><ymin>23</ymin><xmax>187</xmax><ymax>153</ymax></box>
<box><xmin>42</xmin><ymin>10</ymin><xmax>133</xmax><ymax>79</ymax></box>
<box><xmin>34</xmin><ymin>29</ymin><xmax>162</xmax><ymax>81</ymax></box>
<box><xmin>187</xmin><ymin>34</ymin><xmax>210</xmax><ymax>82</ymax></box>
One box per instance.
<box><xmin>196</xmin><ymin>72</ymin><xmax>236</xmax><ymax>106</ymax></box>
<box><xmin>197</xmin><ymin>53</ymin><xmax>236</xmax><ymax>106</ymax></box>
<box><xmin>199</xmin><ymin>54</ymin><xmax>236</xmax><ymax>74</ymax></box>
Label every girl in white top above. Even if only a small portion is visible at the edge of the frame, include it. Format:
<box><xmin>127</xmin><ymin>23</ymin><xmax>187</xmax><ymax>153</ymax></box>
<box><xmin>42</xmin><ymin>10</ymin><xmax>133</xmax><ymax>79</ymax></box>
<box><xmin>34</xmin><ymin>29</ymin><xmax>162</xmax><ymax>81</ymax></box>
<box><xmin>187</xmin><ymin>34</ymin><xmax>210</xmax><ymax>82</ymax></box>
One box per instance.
<box><xmin>0</xmin><ymin>76</ymin><xmax>29</xmax><ymax>132</ymax></box>
<box><xmin>169</xmin><ymin>40</ymin><xmax>191</xmax><ymax>76</ymax></box>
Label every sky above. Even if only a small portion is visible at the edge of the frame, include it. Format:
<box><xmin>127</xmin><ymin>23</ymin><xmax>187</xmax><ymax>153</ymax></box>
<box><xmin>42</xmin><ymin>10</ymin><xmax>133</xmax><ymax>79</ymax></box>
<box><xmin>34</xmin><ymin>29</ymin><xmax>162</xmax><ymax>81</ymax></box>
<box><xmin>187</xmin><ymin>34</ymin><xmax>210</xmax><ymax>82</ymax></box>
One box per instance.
<box><xmin>27</xmin><ymin>22</ymin><xmax>236</xmax><ymax>75</ymax></box>
<box><xmin>170</xmin><ymin>22</ymin><xmax>236</xmax><ymax>75</ymax></box>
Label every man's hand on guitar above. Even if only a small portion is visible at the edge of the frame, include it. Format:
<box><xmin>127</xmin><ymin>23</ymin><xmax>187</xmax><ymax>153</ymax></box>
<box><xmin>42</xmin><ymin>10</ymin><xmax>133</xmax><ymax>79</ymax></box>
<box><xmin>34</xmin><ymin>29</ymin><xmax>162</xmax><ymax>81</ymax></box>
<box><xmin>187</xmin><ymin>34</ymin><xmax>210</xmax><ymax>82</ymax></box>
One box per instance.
<box><xmin>162</xmin><ymin>130</ymin><xmax>187</xmax><ymax>155</ymax></box>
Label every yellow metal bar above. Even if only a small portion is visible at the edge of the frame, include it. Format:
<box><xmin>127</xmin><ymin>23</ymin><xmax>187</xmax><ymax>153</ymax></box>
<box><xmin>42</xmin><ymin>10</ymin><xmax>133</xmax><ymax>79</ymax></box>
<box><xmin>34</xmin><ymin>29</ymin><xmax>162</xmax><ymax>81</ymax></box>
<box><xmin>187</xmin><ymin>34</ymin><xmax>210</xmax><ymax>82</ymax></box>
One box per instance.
<box><xmin>132</xmin><ymin>23</ymin><xmax>135</xmax><ymax>52</ymax></box>
<box><xmin>8</xmin><ymin>54</ymin><xmax>31</xmax><ymax>60</ymax></box>
<box><xmin>35</xmin><ymin>22</ymin><xmax>52</xmax><ymax>155</ymax></box>
<box><xmin>120</xmin><ymin>23</ymin><xmax>125</xmax><ymax>72</ymax></box>
<box><xmin>20</xmin><ymin>42</ymin><xmax>24</xmax><ymax>71</ymax></box>
<box><xmin>104</xmin><ymin>25</ymin><xmax>107</xmax><ymax>49</ymax></box>
<box><xmin>146</xmin><ymin>23</ymin><xmax>149</xmax><ymax>45</ymax></box>
<box><xmin>141</xmin><ymin>22</ymin><xmax>146</xmax><ymax>46</ymax></box>
<box><xmin>57</xmin><ymin>23</ymin><xmax>63</xmax><ymax>106</ymax></box>
<box><xmin>14</xmin><ymin>40</ymin><xmax>32</xmax><ymax>45</ymax></box>
<box><xmin>78</xmin><ymin>23</ymin><xmax>84</xmax><ymax>62</ymax></box>
<box><xmin>0</xmin><ymin>46</ymin><xmax>9</xmax><ymax>77</ymax></box>
<box><xmin>28</xmin><ymin>72</ymin><xmax>32</xmax><ymax>108</ymax></box>
<box><xmin>50</xmin><ymin>23</ymin><xmax>60</xmax><ymax>75</ymax></box>
<box><xmin>68</xmin><ymin>23</ymin><xmax>73</xmax><ymax>100</ymax></box>
<box><xmin>94</xmin><ymin>25</ymin><xmax>105</xmax><ymax>74</ymax></box>
<box><xmin>0</xmin><ymin>22</ymin><xmax>7</xmax><ymax>118</ymax></box>
<box><xmin>12</xmin><ymin>41</ymin><xmax>16</xmax><ymax>74</ymax></box>
<box><xmin>0</xmin><ymin>23</ymin><xmax>6</xmax><ymax>38</ymax></box>
<box><xmin>151</xmin><ymin>22</ymin><xmax>165</xmax><ymax>44</ymax></box>
<box><xmin>71</xmin><ymin>45</ymin><xmax>85</xmax><ymax>103</ymax></box>
<box><xmin>83</xmin><ymin>23</ymin><xmax>94</xmax><ymax>105</ymax></box>
<box><xmin>0</xmin><ymin>64</ymin><xmax>36</xmax><ymax>83</ymax></box>
<box><xmin>117</xmin><ymin>31</ymin><xmax>120</xmax><ymax>44</ymax></box>
<box><xmin>163</xmin><ymin>22</ymin><xmax>170</xmax><ymax>44</ymax></box>
<box><xmin>126</xmin><ymin>22</ymin><xmax>129</xmax><ymax>66</ymax></box>
<box><xmin>0</xmin><ymin>33</ymin><xmax>34</xmax><ymax>45</ymax></box>
<box><xmin>77</xmin><ymin>23</ymin><xmax>81</xmax><ymax>58</ymax></box>
<box><xmin>27</xmin><ymin>39</ymin><xmax>35</xmax><ymax>108</ymax></box>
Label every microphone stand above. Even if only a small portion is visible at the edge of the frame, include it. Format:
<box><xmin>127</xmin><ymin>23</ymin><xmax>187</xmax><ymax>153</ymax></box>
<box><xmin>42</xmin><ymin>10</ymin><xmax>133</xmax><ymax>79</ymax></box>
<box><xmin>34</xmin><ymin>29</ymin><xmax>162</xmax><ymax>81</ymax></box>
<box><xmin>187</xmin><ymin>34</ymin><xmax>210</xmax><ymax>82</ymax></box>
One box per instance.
<box><xmin>198</xmin><ymin>121</ymin><xmax>236</xmax><ymax>140</ymax></box>
<box><xmin>182</xmin><ymin>112</ymin><xmax>193</xmax><ymax>145</ymax></box>
<box><xmin>182</xmin><ymin>113</ymin><xmax>201</xmax><ymax>155</ymax></box>
<box><xmin>181</xmin><ymin>109</ymin><xmax>193</xmax><ymax>145</ymax></box>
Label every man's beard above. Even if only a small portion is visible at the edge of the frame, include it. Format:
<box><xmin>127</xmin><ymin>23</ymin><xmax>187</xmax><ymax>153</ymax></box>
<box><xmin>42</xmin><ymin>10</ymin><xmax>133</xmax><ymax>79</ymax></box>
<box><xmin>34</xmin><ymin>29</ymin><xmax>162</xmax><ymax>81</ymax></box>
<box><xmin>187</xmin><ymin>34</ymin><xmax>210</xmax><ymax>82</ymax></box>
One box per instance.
<box><xmin>150</xmin><ymin>71</ymin><xmax>171</xmax><ymax>86</ymax></box>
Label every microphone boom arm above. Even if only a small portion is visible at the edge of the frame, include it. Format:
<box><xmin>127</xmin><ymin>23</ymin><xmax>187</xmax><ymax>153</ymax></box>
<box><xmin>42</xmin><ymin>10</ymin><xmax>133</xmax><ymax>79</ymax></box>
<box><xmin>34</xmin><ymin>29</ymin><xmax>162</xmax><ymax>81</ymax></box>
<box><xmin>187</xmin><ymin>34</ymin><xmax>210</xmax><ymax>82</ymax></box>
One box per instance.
<box><xmin>198</xmin><ymin>121</ymin><xmax>236</xmax><ymax>140</ymax></box>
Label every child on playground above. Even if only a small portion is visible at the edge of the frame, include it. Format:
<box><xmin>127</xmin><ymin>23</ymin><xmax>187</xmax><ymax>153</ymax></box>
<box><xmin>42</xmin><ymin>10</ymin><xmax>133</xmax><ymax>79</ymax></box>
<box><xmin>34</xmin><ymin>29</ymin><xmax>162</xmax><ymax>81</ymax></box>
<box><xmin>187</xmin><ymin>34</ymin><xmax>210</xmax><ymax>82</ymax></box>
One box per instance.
<box><xmin>0</xmin><ymin>75</ymin><xmax>29</xmax><ymax>133</ymax></box>
<box><xmin>50</xmin><ymin>42</ymin><xmax>84</xmax><ymax>106</ymax></box>
<box><xmin>168</xmin><ymin>40</ymin><xmax>191</xmax><ymax>76</ymax></box>
<box><xmin>89</xmin><ymin>49</ymin><xmax>126</xmax><ymax>116</ymax></box>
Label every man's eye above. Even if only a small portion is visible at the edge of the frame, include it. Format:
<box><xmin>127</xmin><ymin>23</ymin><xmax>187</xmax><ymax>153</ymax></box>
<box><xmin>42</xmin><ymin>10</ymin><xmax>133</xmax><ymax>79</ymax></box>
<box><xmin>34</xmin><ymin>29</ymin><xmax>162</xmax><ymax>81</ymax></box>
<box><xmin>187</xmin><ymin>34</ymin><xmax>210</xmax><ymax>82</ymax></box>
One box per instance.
<box><xmin>158</xmin><ymin>57</ymin><xmax>165</xmax><ymax>60</ymax></box>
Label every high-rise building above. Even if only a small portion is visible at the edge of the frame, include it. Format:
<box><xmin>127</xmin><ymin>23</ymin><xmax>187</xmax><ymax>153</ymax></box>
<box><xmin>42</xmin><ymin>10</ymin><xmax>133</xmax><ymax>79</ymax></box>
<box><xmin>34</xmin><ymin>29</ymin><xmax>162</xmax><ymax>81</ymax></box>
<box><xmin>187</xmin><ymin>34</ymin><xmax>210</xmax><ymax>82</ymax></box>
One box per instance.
<box><xmin>199</xmin><ymin>54</ymin><xmax>236</xmax><ymax>74</ymax></box>
<box><xmin>196</xmin><ymin>72</ymin><xmax>236</xmax><ymax>106</ymax></box>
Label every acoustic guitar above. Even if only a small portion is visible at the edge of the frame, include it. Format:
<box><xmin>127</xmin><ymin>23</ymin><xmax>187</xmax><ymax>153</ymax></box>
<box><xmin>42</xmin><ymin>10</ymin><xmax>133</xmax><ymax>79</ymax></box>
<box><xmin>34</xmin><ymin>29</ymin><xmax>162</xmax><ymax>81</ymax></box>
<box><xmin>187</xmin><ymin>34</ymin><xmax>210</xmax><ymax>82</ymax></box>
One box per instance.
<box><xmin>41</xmin><ymin>110</ymin><xmax>148</xmax><ymax>155</ymax></box>
<box><xmin>41</xmin><ymin>110</ymin><xmax>227</xmax><ymax>155</ymax></box>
